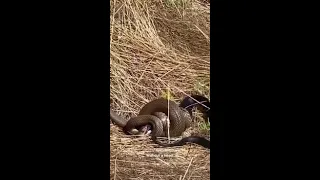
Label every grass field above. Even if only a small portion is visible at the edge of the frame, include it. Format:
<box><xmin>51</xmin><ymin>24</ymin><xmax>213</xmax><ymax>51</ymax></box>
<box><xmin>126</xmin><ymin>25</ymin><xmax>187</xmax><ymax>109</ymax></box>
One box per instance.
<box><xmin>110</xmin><ymin>0</ymin><xmax>210</xmax><ymax>179</ymax></box>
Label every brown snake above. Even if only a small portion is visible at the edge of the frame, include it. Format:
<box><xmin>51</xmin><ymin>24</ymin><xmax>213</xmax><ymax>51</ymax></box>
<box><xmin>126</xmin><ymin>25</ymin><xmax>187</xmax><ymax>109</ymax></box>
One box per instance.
<box><xmin>110</xmin><ymin>98</ymin><xmax>191</xmax><ymax>136</ymax></box>
<box><xmin>110</xmin><ymin>97</ymin><xmax>210</xmax><ymax>149</ymax></box>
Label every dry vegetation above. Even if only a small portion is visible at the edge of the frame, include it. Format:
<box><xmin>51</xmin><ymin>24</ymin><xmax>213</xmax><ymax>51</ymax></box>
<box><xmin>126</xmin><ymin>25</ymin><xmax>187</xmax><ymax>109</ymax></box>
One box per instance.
<box><xmin>110</xmin><ymin>0</ymin><xmax>210</xmax><ymax>179</ymax></box>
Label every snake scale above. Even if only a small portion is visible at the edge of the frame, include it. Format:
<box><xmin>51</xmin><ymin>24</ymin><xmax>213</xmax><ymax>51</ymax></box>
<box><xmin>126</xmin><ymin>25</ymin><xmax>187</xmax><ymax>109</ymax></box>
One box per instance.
<box><xmin>110</xmin><ymin>96</ymin><xmax>210</xmax><ymax>149</ymax></box>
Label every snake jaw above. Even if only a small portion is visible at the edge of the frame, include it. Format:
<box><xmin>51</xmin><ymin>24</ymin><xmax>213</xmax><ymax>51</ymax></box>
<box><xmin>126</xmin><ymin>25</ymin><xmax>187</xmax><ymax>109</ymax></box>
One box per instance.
<box><xmin>145</xmin><ymin>130</ymin><xmax>152</xmax><ymax>136</ymax></box>
<box><xmin>138</xmin><ymin>124</ymin><xmax>152</xmax><ymax>135</ymax></box>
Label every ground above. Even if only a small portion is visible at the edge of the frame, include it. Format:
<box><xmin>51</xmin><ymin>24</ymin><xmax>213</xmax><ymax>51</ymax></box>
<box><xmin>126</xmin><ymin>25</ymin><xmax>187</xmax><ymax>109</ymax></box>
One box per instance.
<box><xmin>110</xmin><ymin>0</ymin><xmax>210</xmax><ymax>179</ymax></box>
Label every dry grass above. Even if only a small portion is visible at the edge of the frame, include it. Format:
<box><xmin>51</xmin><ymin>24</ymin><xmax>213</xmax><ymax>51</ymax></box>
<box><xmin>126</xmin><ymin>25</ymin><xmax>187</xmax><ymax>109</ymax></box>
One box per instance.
<box><xmin>110</xmin><ymin>0</ymin><xmax>210</xmax><ymax>179</ymax></box>
<box><xmin>110</xmin><ymin>125</ymin><xmax>210</xmax><ymax>180</ymax></box>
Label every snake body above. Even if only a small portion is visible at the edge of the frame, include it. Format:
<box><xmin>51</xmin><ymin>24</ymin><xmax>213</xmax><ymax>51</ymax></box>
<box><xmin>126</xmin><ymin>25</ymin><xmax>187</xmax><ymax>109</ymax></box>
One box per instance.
<box><xmin>179</xmin><ymin>95</ymin><xmax>211</xmax><ymax>123</ymax></box>
<box><xmin>110</xmin><ymin>98</ymin><xmax>191</xmax><ymax>136</ymax></box>
<box><xmin>110</xmin><ymin>108</ymin><xmax>156</xmax><ymax>135</ymax></box>
<box><xmin>110</xmin><ymin>96</ymin><xmax>210</xmax><ymax>149</ymax></box>
<box><xmin>152</xmin><ymin>136</ymin><xmax>210</xmax><ymax>149</ymax></box>
<box><xmin>137</xmin><ymin>98</ymin><xmax>191</xmax><ymax>137</ymax></box>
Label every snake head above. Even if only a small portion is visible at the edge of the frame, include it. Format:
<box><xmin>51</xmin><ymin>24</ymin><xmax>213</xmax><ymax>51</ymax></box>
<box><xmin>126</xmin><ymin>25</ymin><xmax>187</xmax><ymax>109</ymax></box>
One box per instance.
<box><xmin>137</xmin><ymin>125</ymin><xmax>152</xmax><ymax>136</ymax></box>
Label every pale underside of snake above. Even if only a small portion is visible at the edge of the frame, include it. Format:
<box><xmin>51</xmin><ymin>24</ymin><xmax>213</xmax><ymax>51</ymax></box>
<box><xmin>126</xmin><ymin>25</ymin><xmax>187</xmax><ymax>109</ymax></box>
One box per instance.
<box><xmin>110</xmin><ymin>97</ymin><xmax>210</xmax><ymax>149</ymax></box>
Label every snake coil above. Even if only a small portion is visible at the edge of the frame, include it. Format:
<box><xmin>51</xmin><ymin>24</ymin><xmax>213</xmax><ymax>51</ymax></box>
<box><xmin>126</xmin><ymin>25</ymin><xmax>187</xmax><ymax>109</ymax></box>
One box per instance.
<box><xmin>110</xmin><ymin>95</ymin><xmax>210</xmax><ymax>149</ymax></box>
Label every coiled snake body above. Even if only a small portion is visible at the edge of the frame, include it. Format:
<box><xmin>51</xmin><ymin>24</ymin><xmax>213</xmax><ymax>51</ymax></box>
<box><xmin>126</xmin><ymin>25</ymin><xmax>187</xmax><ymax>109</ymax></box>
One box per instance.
<box><xmin>110</xmin><ymin>96</ymin><xmax>210</xmax><ymax>149</ymax></box>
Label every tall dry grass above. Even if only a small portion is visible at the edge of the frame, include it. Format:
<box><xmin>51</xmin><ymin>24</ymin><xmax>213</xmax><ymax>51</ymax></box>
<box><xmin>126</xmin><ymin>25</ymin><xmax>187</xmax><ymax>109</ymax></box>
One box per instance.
<box><xmin>110</xmin><ymin>0</ymin><xmax>210</xmax><ymax>179</ymax></box>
